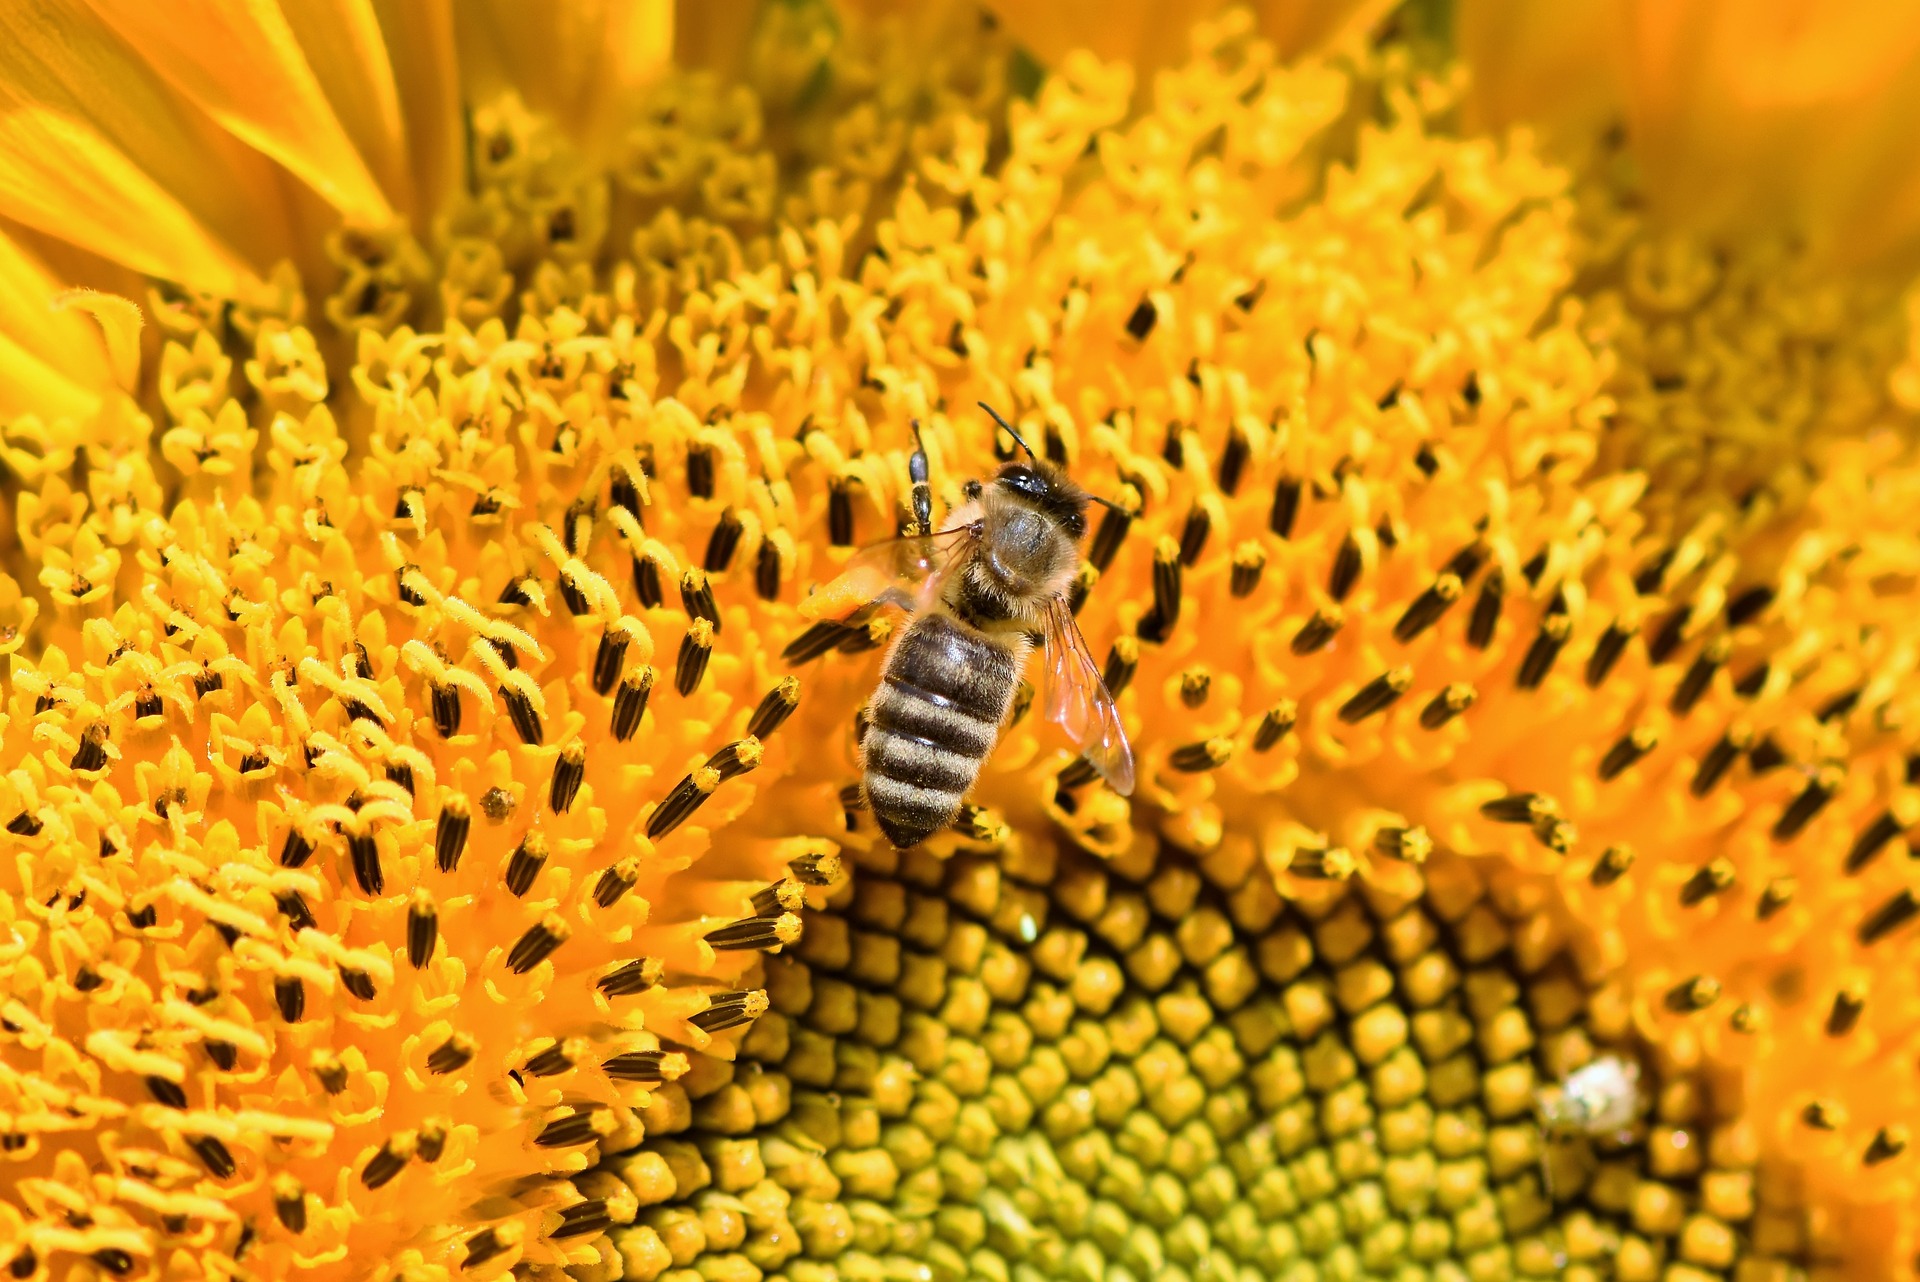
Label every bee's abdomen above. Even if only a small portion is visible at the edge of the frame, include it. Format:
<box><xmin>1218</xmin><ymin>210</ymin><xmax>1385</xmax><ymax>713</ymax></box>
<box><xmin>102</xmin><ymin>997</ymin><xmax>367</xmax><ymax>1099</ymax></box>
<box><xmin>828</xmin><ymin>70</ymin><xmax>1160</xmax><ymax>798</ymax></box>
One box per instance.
<box><xmin>862</xmin><ymin>614</ymin><xmax>1017</xmax><ymax>848</ymax></box>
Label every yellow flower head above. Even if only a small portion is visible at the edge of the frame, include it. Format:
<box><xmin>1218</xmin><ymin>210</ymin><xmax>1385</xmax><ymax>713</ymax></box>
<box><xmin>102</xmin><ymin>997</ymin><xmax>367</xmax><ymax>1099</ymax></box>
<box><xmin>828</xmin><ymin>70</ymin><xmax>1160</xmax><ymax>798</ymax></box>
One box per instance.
<box><xmin>0</xmin><ymin>4</ymin><xmax>1918</xmax><ymax>1282</ymax></box>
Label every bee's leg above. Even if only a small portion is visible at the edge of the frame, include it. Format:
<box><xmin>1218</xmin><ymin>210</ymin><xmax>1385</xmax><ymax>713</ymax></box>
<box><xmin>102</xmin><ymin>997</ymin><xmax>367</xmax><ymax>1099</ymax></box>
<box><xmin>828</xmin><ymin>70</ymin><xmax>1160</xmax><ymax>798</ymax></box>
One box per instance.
<box><xmin>907</xmin><ymin>420</ymin><xmax>934</xmax><ymax>537</ymax></box>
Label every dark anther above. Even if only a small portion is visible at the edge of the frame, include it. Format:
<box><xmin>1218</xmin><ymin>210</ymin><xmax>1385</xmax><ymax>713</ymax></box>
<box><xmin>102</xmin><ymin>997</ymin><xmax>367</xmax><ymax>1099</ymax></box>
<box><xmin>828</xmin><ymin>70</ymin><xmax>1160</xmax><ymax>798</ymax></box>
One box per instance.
<box><xmin>1393</xmin><ymin>575</ymin><xmax>1461</xmax><ymax>643</ymax></box>
<box><xmin>549</xmin><ymin>743</ymin><xmax>586</xmax><ymax>813</ymax></box>
<box><xmin>598</xmin><ymin>957</ymin><xmax>666</xmax><ymax>993</ymax></box>
<box><xmin>1178</xmin><ymin>505</ymin><xmax>1211</xmax><ymax>566</ymax></box>
<box><xmin>1515</xmin><ymin>615</ymin><xmax>1572</xmax><ymax>689</ymax></box>
<box><xmin>689</xmin><ymin>989</ymin><xmax>768</xmax><ymax>1033</ymax></box>
<box><xmin>500</xmin><ymin>685</ymin><xmax>543</xmax><ymax>745</ymax></box>
<box><xmin>1338</xmin><ymin>667</ymin><xmax>1412</xmax><ymax>724</ymax></box>
<box><xmin>1690</xmin><ymin>728</ymin><xmax>1750</xmax><ymax>798</ymax></box>
<box><xmin>1135</xmin><ymin>541</ymin><xmax>1183</xmax><ymax>644</ymax></box>
<box><xmin>1585</xmin><ymin>619</ymin><xmax>1634</xmax><ymax>687</ymax></box>
<box><xmin>1253</xmin><ymin>702</ymin><xmax>1298</xmax><ymax>752</ymax></box>
<box><xmin>1328</xmin><ymin>532</ymin><xmax>1362</xmax><ymax>601</ymax></box>
<box><xmin>747</xmin><ymin>678</ymin><xmax>801</xmax><ymax>739</ymax></box>
<box><xmin>755</xmin><ymin>538</ymin><xmax>784</xmax><ymax>600</ymax></box>
<box><xmin>1679</xmin><ymin>859</ymin><xmax>1735</xmax><ymax>907</ymax></box>
<box><xmin>1826</xmin><ymin>988</ymin><xmax>1864</xmax><ymax>1037</ymax></box>
<box><xmin>275</xmin><ymin>890</ymin><xmax>314</xmax><ymax>932</ymax></box>
<box><xmin>347</xmin><ymin>832</ymin><xmax>383</xmax><ymax>896</ymax></box>
<box><xmin>612</xmin><ymin>666</ymin><xmax>655</xmax><ymax>741</ymax></box>
<box><xmin>1169</xmin><ymin>739</ymin><xmax>1232</xmax><ymax>772</ymax></box>
<box><xmin>505</xmin><ymin>835</ymin><xmax>549</xmax><ymax>897</ymax></box>
<box><xmin>1598</xmin><ymin>726</ymin><xmax>1659</xmax><ymax>782</ymax></box>
<box><xmin>1859</xmin><ymin>890</ymin><xmax>1920</xmax><ymax>946</ymax></box>
<box><xmin>338</xmin><ymin>967</ymin><xmax>376</xmax><ymax>1000</ymax></box>
<box><xmin>1846</xmin><ymin>811</ymin><xmax>1904</xmax><ymax>874</ymax></box>
<box><xmin>524</xmin><ymin>1040</ymin><xmax>578</xmax><ymax>1077</ymax></box>
<box><xmin>408</xmin><ymin>893</ymin><xmax>437</xmax><ymax>969</ymax></box>
<box><xmin>1088</xmin><ymin>501</ymin><xmax>1132</xmax><ymax>573</ymax></box>
<box><xmin>1230</xmin><ymin>545</ymin><xmax>1265</xmax><ymax>598</ymax></box>
<box><xmin>1102</xmin><ymin>639</ymin><xmax>1138</xmax><ymax>700</ymax></box>
<box><xmin>676</xmin><ymin>621</ymin><xmax>714</xmax><ymax>696</ymax></box>
<box><xmin>1646</xmin><ymin>606</ymin><xmax>1691</xmax><ymax>664</ymax></box>
<box><xmin>1291</xmin><ymin>606</ymin><xmax>1343</xmax><ymax>656</ymax></box>
<box><xmin>435</xmin><ymin>798</ymin><xmax>471</xmax><ymax>873</ymax></box>
<box><xmin>558</xmin><ymin>572</ymin><xmax>591</xmax><ymax>617</ymax></box>
<box><xmin>705</xmin><ymin>509</ymin><xmax>744</xmax><ymax>573</ymax></box>
<box><xmin>632</xmin><ymin>554</ymin><xmax>663</xmax><ymax>608</ymax></box>
<box><xmin>680</xmin><ymin>569</ymin><xmax>721</xmax><ymax>632</ymax></box>
<box><xmin>427</xmin><ymin>1034</ymin><xmax>476</xmax><ymax>1075</ymax></box>
<box><xmin>70</xmin><ymin>727</ymin><xmax>108</xmax><ymax>772</ymax></box>
<box><xmin>686</xmin><ymin>444</ymin><xmax>714</xmax><ymax>499</ymax></box>
<box><xmin>189</xmin><ymin>1136</ymin><xmax>236</xmax><ymax>1179</ymax></box>
<box><xmin>1419</xmin><ymin>684</ymin><xmax>1476</xmax><ymax>729</ymax></box>
<box><xmin>1664</xmin><ymin>976</ymin><xmax>1721</xmax><ymax>1013</ymax></box>
<box><xmin>1269</xmin><ymin>477</ymin><xmax>1302</xmax><ymax>539</ymax></box>
<box><xmin>1671</xmin><ymin>637</ymin><xmax>1730</xmax><ymax>714</ymax></box>
<box><xmin>1466</xmin><ymin>570</ymin><xmax>1503</xmax><ymax>649</ymax></box>
<box><xmin>1772</xmin><ymin>767</ymin><xmax>1840</xmax><ymax>842</ymax></box>
<box><xmin>1481</xmin><ymin>792</ymin><xmax>1553</xmax><ymax>825</ymax></box>
<box><xmin>1125</xmin><ymin>298</ymin><xmax>1157</xmax><ymax>341</ymax></box>
<box><xmin>593</xmin><ymin>858</ymin><xmax>640</xmax><ymax>909</ymax></box>
<box><xmin>507</xmin><ymin>916</ymin><xmax>569</xmax><ymax>974</ymax></box>
<box><xmin>1725</xmin><ymin>584</ymin><xmax>1774</xmax><ymax>626</ymax></box>
<box><xmin>828</xmin><ymin>480</ymin><xmax>854</xmax><ymax>547</ymax></box>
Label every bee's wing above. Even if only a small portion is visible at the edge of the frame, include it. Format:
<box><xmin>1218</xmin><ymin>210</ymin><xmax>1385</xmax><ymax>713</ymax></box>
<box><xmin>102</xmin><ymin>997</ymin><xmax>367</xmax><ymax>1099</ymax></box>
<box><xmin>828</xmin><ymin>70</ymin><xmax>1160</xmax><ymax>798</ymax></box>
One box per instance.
<box><xmin>1040</xmin><ymin>596</ymin><xmax>1135</xmax><ymax>796</ymax></box>
<box><xmin>799</xmin><ymin>524</ymin><xmax>980</xmax><ymax>622</ymax></box>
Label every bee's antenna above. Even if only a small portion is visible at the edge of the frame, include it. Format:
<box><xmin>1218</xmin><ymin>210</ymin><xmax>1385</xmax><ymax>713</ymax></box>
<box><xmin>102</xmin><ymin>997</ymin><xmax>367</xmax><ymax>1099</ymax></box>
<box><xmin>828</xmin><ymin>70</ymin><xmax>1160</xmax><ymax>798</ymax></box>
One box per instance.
<box><xmin>1086</xmin><ymin>493</ymin><xmax>1128</xmax><ymax>513</ymax></box>
<box><xmin>977</xmin><ymin>401</ymin><xmax>1037</xmax><ymax>461</ymax></box>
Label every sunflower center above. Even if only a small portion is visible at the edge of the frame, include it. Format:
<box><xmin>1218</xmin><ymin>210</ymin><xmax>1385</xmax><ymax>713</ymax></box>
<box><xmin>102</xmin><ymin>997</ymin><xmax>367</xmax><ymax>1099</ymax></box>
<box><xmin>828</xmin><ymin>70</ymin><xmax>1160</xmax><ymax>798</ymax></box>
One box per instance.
<box><xmin>592</xmin><ymin>841</ymin><xmax>1812</xmax><ymax>1281</ymax></box>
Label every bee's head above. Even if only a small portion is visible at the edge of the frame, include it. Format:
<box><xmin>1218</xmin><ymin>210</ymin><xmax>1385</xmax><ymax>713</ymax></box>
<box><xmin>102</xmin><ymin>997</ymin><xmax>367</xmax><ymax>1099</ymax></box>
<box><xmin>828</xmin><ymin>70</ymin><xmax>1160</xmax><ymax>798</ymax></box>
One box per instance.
<box><xmin>991</xmin><ymin>459</ymin><xmax>1089</xmax><ymax>539</ymax></box>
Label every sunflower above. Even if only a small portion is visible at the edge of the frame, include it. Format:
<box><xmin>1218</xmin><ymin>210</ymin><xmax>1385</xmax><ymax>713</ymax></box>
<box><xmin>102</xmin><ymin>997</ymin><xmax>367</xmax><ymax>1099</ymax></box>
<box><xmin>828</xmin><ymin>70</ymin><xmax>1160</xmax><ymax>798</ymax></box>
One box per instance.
<box><xmin>0</xmin><ymin>3</ymin><xmax>1917</xmax><ymax>1281</ymax></box>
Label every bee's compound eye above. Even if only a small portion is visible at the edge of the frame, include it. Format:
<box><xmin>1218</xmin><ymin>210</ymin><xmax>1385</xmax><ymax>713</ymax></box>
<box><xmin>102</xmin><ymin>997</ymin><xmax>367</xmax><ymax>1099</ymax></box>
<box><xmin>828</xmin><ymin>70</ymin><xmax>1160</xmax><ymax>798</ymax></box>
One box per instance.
<box><xmin>998</xmin><ymin>465</ymin><xmax>1047</xmax><ymax>499</ymax></box>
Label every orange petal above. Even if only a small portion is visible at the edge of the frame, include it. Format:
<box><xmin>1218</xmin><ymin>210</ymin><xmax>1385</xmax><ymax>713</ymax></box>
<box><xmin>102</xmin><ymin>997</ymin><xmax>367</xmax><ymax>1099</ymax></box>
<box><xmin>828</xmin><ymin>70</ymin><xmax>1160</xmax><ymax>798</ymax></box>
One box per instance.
<box><xmin>82</xmin><ymin>0</ymin><xmax>395</xmax><ymax>227</ymax></box>
<box><xmin>0</xmin><ymin>0</ymin><xmax>284</xmax><ymax>294</ymax></box>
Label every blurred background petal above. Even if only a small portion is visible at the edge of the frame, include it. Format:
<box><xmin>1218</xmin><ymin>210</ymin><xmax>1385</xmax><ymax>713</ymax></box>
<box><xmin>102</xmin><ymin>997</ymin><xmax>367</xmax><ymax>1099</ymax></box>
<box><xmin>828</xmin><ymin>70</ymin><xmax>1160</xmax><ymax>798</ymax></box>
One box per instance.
<box><xmin>1460</xmin><ymin>0</ymin><xmax>1920</xmax><ymax>268</ymax></box>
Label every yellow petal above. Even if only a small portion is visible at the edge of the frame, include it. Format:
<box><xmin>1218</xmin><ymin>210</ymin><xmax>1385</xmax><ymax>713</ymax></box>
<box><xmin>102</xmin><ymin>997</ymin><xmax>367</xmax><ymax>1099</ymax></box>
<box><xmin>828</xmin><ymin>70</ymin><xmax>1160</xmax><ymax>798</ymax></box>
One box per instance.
<box><xmin>82</xmin><ymin>0</ymin><xmax>395</xmax><ymax>227</ymax></box>
<box><xmin>369</xmin><ymin>0</ymin><xmax>464</xmax><ymax>222</ymax></box>
<box><xmin>0</xmin><ymin>226</ymin><xmax>112</xmax><ymax>418</ymax></box>
<box><xmin>53</xmin><ymin>288</ymin><xmax>143</xmax><ymax>392</ymax></box>
<box><xmin>457</xmin><ymin>0</ymin><xmax>674</xmax><ymax>160</ymax></box>
<box><xmin>0</xmin><ymin>0</ymin><xmax>284</xmax><ymax>294</ymax></box>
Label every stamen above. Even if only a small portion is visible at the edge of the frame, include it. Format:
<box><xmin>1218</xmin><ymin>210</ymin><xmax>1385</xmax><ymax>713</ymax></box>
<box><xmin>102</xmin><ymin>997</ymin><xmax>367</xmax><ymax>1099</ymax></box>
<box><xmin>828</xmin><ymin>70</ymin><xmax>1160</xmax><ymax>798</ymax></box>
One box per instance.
<box><xmin>782</xmin><ymin>620</ymin><xmax>854</xmax><ymax>665</ymax></box>
<box><xmin>1178</xmin><ymin>503</ymin><xmax>1211</xmax><ymax>566</ymax></box>
<box><xmin>592</xmin><ymin>626</ymin><xmax>630</xmax><ymax>695</ymax></box>
<box><xmin>603</xmin><ymin>1050</ymin><xmax>687</xmax><ymax>1083</ymax></box>
<box><xmin>788</xmin><ymin>850</ymin><xmax>841</xmax><ymax>886</ymax></box>
<box><xmin>1466</xmin><ymin>570</ymin><xmax>1503</xmax><ymax>649</ymax></box>
<box><xmin>280</xmin><ymin>827</ymin><xmax>315</xmax><ymax>869</ymax></box>
<box><xmin>463</xmin><ymin>1225</ymin><xmax>517</xmax><ymax>1270</ymax></box>
<box><xmin>1846</xmin><ymin>811</ymin><xmax>1905</xmax><ymax>873</ymax></box>
<box><xmin>275</xmin><ymin>976</ymin><xmax>304</xmax><ymax>1022</ymax></box>
<box><xmin>271</xmin><ymin>1176</ymin><xmax>306</xmax><ymax>1232</ymax></box>
<box><xmin>632</xmin><ymin>553</ymin><xmax>664</xmax><ymax>608</ymax></box>
<box><xmin>435</xmin><ymin>795</ymin><xmax>471</xmax><ymax>872</ymax></box>
<box><xmin>507</xmin><ymin>914</ymin><xmax>570</xmax><ymax>974</ymax></box>
<box><xmin>1088</xmin><ymin>492</ymin><xmax>1135</xmax><ymax>572</ymax></box>
<box><xmin>1679</xmin><ymin>859</ymin><xmax>1735</xmax><ymax>907</ymax></box>
<box><xmin>525</xmin><ymin>1039</ymin><xmax>584</xmax><ymax>1077</ymax></box>
<box><xmin>1598</xmin><ymin>726</ymin><xmax>1659</xmax><ymax>781</ymax></box>
<box><xmin>1373</xmin><ymin>826</ymin><xmax>1432</xmax><ymax>864</ymax></box>
<box><xmin>500</xmin><ymin>684</ymin><xmax>543</xmax><ymax>745</ymax></box>
<box><xmin>746</xmin><ymin>677</ymin><xmax>801</xmax><ymax>739</ymax></box>
<box><xmin>1102</xmin><ymin>638</ymin><xmax>1138</xmax><ymax>698</ymax></box>
<box><xmin>612</xmin><ymin>666</ymin><xmax>656</xmax><ymax>741</ymax></box>
<box><xmin>1585</xmin><ymin>619</ymin><xmax>1635</xmax><ymax>686</ymax></box>
<box><xmin>339</xmin><ymin>967</ymin><xmax>376</xmax><ymax>1000</ymax></box>
<box><xmin>1229</xmin><ymin>543</ymin><xmax>1265</xmax><ymax>598</ymax></box>
<box><xmin>1482</xmin><ymin>792</ymin><xmax>1555</xmax><ymax>825</ymax></box>
<box><xmin>755</xmin><ymin>538</ymin><xmax>784</xmax><ymax>600</ymax></box>
<box><xmin>1757</xmin><ymin>877</ymin><xmax>1794</xmax><ymax>920</ymax></box>
<box><xmin>1859</xmin><ymin>890</ymin><xmax>1920</xmax><ymax>945</ymax></box>
<box><xmin>550</xmin><ymin>742</ymin><xmax>586</xmax><ymax>813</ymax></box>
<box><xmin>1289</xmin><ymin>846</ymin><xmax>1356</xmax><ymax>880</ymax></box>
<box><xmin>1691</xmin><ymin>727</ymin><xmax>1751</xmax><ymax>797</ymax></box>
<box><xmin>408</xmin><ymin>890</ymin><xmax>437</xmax><ymax>968</ymax></box>
<box><xmin>536</xmin><ymin>1108</ymin><xmax>612</xmax><ymax>1148</ymax></box>
<box><xmin>1217</xmin><ymin>425</ymin><xmax>1249</xmax><ymax>494</ymax></box>
<box><xmin>1136</xmin><ymin>538</ymin><xmax>1183</xmax><ymax>643</ymax></box>
<box><xmin>1586</xmin><ymin>843</ymin><xmax>1630</xmax><ymax>884</ymax></box>
<box><xmin>505</xmin><ymin>834</ymin><xmax>549</xmax><ymax>897</ymax></box>
<box><xmin>1826</xmin><ymin>985</ymin><xmax>1865</xmax><ymax>1036</ymax></box>
<box><xmin>275</xmin><ymin>891</ymin><xmax>314</xmax><ymax>932</ymax></box>
<box><xmin>828</xmin><ymin>479</ymin><xmax>854</xmax><ymax>546</ymax></box>
<box><xmin>1270</xmin><ymin>476</ymin><xmax>1302</xmax><ymax>539</ymax></box>
<box><xmin>428</xmin><ymin>1036</ymin><xmax>476</xmax><ymax>1074</ymax></box>
<box><xmin>706</xmin><ymin>912</ymin><xmax>804</xmax><ymax>952</ymax></box>
<box><xmin>1328</xmin><ymin>532</ymin><xmax>1362</xmax><ymax>601</ymax></box>
<box><xmin>686</xmin><ymin>445</ymin><xmax>714</xmax><ymax>498</ymax></box>
<box><xmin>1773</xmin><ymin>766</ymin><xmax>1842</xmax><ymax>842</ymax></box>
<box><xmin>1180</xmin><ymin>670</ymin><xmax>1211</xmax><ymax>708</ymax></box>
<box><xmin>552</xmin><ymin>1200</ymin><xmax>613</xmax><ymax>1240</ymax></box>
<box><xmin>677</xmin><ymin>619</ymin><xmax>715</xmax><ymax>696</ymax></box>
<box><xmin>705</xmin><ymin>509</ymin><xmax>744</xmax><ymax>573</ymax></box>
<box><xmin>1338</xmin><ymin>667</ymin><xmax>1412</xmax><ymax>723</ymax></box>
<box><xmin>1646</xmin><ymin>606</ymin><xmax>1692</xmax><ymax>664</ymax></box>
<box><xmin>1253</xmin><ymin>701</ymin><xmax>1297</xmax><ymax>752</ymax></box>
<box><xmin>1665</xmin><ymin>976</ymin><xmax>1721</xmax><ymax>1012</ymax></box>
<box><xmin>1865</xmin><ymin>1128</ymin><xmax>1909</xmax><ymax>1165</ymax></box>
<box><xmin>1671</xmin><ymin>636</ymin><xmax>1730</xmax><ymax>714</ymax></box>
<box><xmin>1515</xmin><ymin>616</ymin><xmax>1571</xmax><ymax>689</ymax></box>
<box><xmin>593</xmin><ymin>858</ymin><xmax>640</xmax><ymax>909</ymax></box>
<box><xmin>1393</xmin><ymin>575</ymin><xmax>1462</xmax><ymax>643</ymax></box>
<box><xmin>597</xmin><ymin>958</ymin><xmax>664</xmax><ymax>995</ymax></box>
<box><xmin>361</xmin><ymin>1132</ymin><xmax>417</xmax><ymax>1189</ymax></box>
<box><xmin>680</xmin><ymin>569</ymin><xmax>721</xmax><ymax>632</ymax></box>
<box><xmin>689</xmin><ymin>989</ymin><xmax>769</xmax><ymax>1033</ymax></box>
<box><xmin>348</xmin><ymin>832</ymin><xmax>383</xmax><ymax>895</ymax></box>
<box><xmin>1292</xmin><ymin>606</ymin><xmax>1343</xmax><ymax>656</ymax></box>
<box><xmin>1169</xmin><ymin>739</ymin><xmax>1232</xmax><ymax>772</ymax></box>
<box><xmin>1419</xmin><ymin>683</ymin><xmax>1476</xmax><ymax>729</ymax></box>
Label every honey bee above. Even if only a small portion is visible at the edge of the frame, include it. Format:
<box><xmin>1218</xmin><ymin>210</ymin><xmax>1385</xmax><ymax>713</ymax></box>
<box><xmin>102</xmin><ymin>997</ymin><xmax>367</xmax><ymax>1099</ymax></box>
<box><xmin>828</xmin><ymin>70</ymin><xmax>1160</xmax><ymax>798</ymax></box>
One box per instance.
<box><xmin>1535</xmin><ymin>1052</ymin><xmax>1644</xmax><ymax>1200</ymax></box>
<box><xmin>801</xmin><ymin>404</ymin><xmax>1134</xmax><ymax>848</ymax></box>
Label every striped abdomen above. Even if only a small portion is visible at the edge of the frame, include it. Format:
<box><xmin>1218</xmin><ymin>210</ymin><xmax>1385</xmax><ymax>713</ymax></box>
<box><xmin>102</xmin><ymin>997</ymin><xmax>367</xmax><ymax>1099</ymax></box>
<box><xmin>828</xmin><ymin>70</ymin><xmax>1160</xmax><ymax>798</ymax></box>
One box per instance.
<box><xmin>862</xmin><ymin>612</ymin><xmax>1021</xmax><ymax>848</ymax></box>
